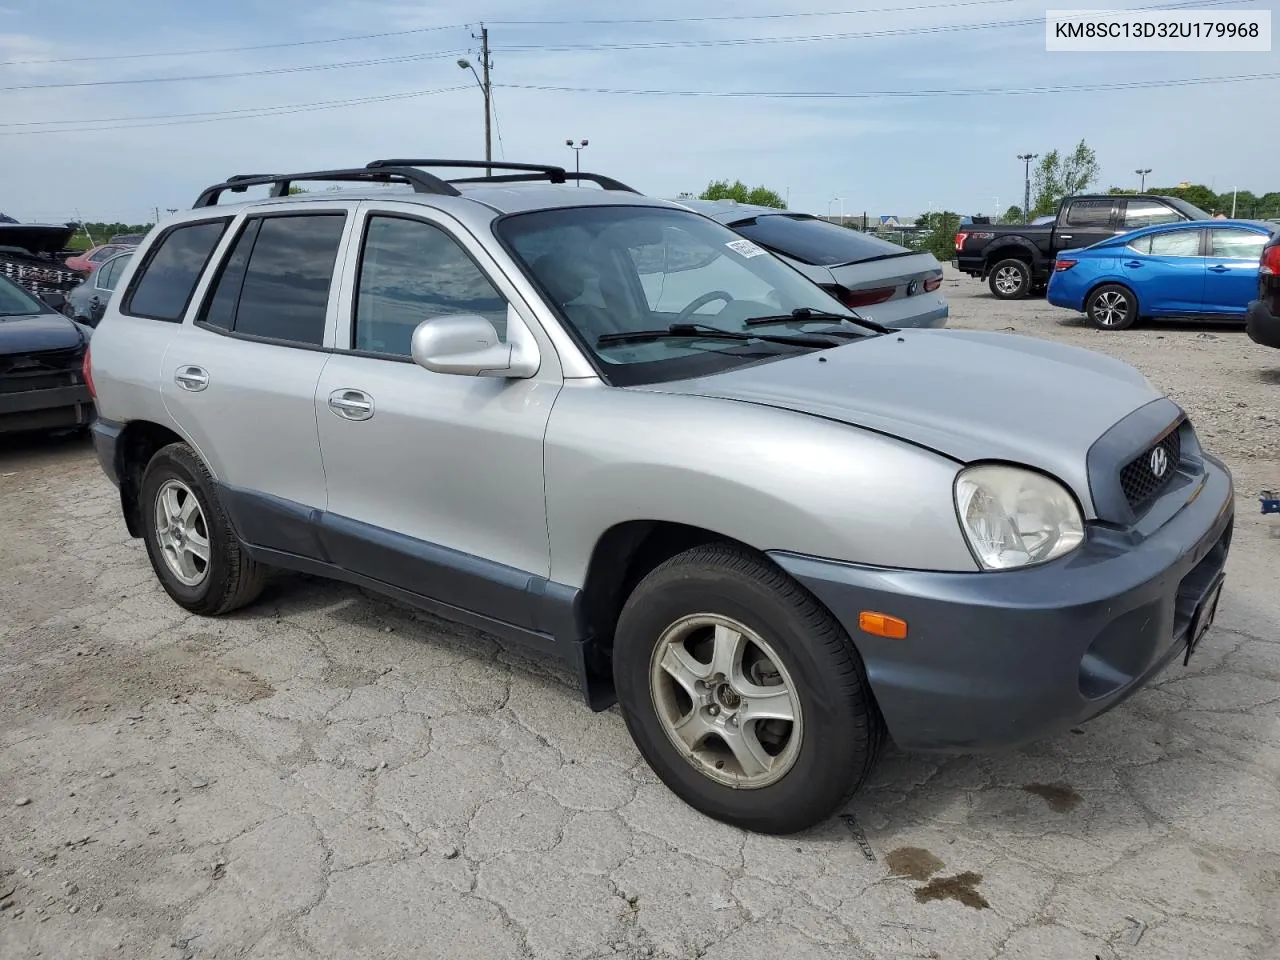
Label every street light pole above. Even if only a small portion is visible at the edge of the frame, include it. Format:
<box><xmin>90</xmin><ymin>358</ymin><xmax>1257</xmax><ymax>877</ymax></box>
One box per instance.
<box><xmin>457</xmin><ymin>23</ymin><xmax>492</xmax><ymax>177</ymax></box>
<box><xmin>565</xmin><ymin>139</ymin><xmax>588</xmax><ymax>185</ymax></box>
<box><xmin>1135</xmin><ymin>167</ymin><xmax>1151</xmax><ymax>191</ymax></box>
<box><xmin>1017</xmin><ymin>153</ymin><xmax>1038</xmax><ymax>218</ymax></box>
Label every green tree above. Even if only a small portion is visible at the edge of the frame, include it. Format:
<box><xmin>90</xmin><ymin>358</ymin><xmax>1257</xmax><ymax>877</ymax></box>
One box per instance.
<box><xmin>1002</xmin><ymin>205</ymin><xmax>1024</xmax><ymax>223</ymax></box>
<box><xmin>699</xmin><ymin>179</ymin><xmax>786</xmax><ymax>208</ymax></box>
<box><xmin>1030</xmin><ymin>140</ymin><xmax>1100</xmax><ymax>216</ymax></box>
<box><xmin>911</xmin><ymin>211</ymin><xmax>962</xmax><ymax>261</ymax></box>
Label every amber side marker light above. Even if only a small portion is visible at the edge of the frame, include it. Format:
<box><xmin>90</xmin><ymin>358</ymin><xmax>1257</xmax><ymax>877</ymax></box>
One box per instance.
<box><xmin>858</xmin><ymin>611</ymin><xmax>908</xmax><ymax>639</ymax></box>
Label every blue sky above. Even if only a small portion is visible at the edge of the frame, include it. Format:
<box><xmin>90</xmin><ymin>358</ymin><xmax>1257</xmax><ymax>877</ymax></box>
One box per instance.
<box><xmin>1</xmin><ymin>0</ymin><xmax>1276</xmax><ymax>225</ymax></box>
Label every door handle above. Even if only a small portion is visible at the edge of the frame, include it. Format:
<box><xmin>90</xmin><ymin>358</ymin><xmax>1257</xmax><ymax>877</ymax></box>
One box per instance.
<box><xmin>328</xmin><ymin>389</ymin><xmax>374</xmax><ymax>421</ymax></box>
<box><xmin>1209</xmin><ymin>264</ymin><xmax>1230</xmax><ymax>273</ymax></box>
<box><xmin>174</xmin><ymin>366</ymin><xmax>209</xmax><ymax>392</ymax></box>
<box><xmin>1124</xmin><ymin>261</ymin><xmax>1143</xmax><ymax>268</ymax></box>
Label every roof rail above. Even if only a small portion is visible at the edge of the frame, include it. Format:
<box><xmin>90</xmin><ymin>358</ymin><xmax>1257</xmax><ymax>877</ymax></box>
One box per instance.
<box><xmin>447</xmin><ymin>171</ymin><xmax>640</xmax><ymax>194</ymax></box>
<box><xmin>367</xmin><ymin>158</ymin><xmax>570</xmax><ymax>183</ymax></box>
<box><xmin>192</xmin><ymin>166</ymin><xmax>460</xmax><ymax>209</ymax></box>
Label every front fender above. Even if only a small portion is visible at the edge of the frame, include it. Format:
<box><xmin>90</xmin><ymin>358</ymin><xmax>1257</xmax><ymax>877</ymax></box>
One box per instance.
<box><xmin>544</xmin><ymin>382</ymin><xmax>978</xmax><ymax>588</ymax></box>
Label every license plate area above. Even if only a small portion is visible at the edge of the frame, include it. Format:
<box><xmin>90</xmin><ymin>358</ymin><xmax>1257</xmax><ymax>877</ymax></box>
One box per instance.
<box><xmin>1184</xmin><ymin>575</ymin><xmax>1224</xmax><ymax>666</ymax></box>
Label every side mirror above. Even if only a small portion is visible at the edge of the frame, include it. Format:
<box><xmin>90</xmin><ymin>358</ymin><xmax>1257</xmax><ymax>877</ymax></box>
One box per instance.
<box><xmin>410</xmin><ymin>306</ymin><xmax>540</xmax><ymax>379</ymax></box>
<box><xmin>41</xmin><ymin>292</ymin><xmax>67</xmax><ymax>311</ymax></box>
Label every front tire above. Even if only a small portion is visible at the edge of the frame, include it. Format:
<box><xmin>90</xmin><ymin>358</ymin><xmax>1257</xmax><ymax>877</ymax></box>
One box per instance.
<box><xmin>139</xmin><ymin>442</ymin><xmax>266</xmax><ymax>615</ymax></box>
<box><xmin>612</xmin><ymin>543</ymin><xmax>885</xmax><ymax>834</ymax></box>
<box><xmin>988</xmin><ymin>258</ymin><xmax>1032</xmax><ymax>299</ymax></box>
<box><xmin>1084</xmin><ymin>284</ymin><xmax>1138</xmax><ymax>330</ymax></box>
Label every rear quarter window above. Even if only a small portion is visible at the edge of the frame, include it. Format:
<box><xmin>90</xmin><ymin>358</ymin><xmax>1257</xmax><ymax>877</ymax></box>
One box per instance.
<box><xmin>122</xmin><ymin>219</ymin><xmax>231</xmax><ymax>322</ymax></box>
<box><xmin>730</xmin><ymin>215</ymin><xmax>911</xmax><ymax>267</ymax></box>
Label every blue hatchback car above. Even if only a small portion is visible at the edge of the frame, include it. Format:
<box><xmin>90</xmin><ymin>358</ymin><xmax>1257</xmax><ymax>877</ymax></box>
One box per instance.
<box><xmin>1046</xmin><ymin>219</ymin><xmax>1278</xmax><ymax>330</ymax></box>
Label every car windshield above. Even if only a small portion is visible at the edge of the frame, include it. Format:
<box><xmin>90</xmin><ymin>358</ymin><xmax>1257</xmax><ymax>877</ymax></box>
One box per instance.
<box><xmin>497</xmin><ymin>205</ymin><xmax>868</xmax><ymax>385</ymax></box>
<box><xmin>0</xmin><ymin>276</ymin><xmax>45</xmax><ymax>316</ymax></box>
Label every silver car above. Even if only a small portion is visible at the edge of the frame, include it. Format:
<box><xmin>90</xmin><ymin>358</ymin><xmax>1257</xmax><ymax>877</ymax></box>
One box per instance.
<box><xmin>675</xmin><ymin>198</ymin><xmax>948</xmax><ymax>328</ymax></box>
<box><xmin>86</xmin><ymin>160</ymin><xmax>1233</xmax><ymax>835</ymax></box>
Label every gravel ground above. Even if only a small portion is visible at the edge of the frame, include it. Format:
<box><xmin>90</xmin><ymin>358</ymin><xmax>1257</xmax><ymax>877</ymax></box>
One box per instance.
<box><xmin>1</xmin><ymin>276</ymin><xmax>1278</xmax><ymax>960</ymax></box>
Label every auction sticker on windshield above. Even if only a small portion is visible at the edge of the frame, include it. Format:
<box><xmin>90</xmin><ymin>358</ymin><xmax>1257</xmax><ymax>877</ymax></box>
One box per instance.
<box><xmin>725</xmin><ymin>238</ymin><xmax>767</xmax><ymax>258</ymax></box>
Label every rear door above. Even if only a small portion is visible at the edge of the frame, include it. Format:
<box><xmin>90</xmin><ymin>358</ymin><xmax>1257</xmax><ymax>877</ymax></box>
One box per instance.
<box><xmin>1055</xmin><ymin>198</ymin><xmax>1118</xmax><ymax>251</ymax></box>
<box><xmin>1202</xmin><ymin>227</ymin><xmax>1269</xmax><ymax>315</ymax></box>
<box><xmin>159</xmin><ymin>205</ymin><xmax>357</xmax><ymax>556</ymax></box>
<box><xmin>1121</xmin><ymin>227</ymin><xmax>1206</xmax><ymax>314</ymax></box>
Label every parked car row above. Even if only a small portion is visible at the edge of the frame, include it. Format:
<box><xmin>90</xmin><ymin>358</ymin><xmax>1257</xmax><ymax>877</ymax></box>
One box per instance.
<box><xmin>955</xmin><ymin>193</ymin><xmax>1213</xmax><ymax>300</ymax></box>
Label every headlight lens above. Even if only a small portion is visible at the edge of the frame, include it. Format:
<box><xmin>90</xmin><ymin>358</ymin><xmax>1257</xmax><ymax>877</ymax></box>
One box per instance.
<box><xmin>954</xmin><ymin>465</ymin><xmax>1084</xmax><ymax>570</ymax></box>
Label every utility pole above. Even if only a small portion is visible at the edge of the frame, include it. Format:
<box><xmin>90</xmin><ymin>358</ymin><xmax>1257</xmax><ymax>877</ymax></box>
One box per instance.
<box><xmin>459</xmin><ymin>25</ymin><xmax>493</xmax><ymax>176</ymax></box>
<box><xmin>1135</xmin><ymin>167</ymin><xmax>1151</xmax><ymax>191</ymax></box>
<box><xmin>1017</xmin><ymin>153</ymin><xmax>1038</xmax><ymax>218</ymax></box>
<box><xmin>1231</xmin><ymin>185</ymin><xmax>1238</xmax><ymax>218</ymax></box>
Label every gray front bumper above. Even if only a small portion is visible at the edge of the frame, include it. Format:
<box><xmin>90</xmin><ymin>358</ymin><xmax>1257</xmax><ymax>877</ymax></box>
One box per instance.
<box><xmin>770</xmin><ymin>455</ymin><xmax>1234</xmax><ymax>753</ymax></box>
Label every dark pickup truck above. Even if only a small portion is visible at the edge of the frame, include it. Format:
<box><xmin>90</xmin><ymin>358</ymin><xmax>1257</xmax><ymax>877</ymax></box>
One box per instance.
<box><xmin>955</xmin><ymin>194</ymin><xmax>1212</xmax><ymax>300</ymax></box>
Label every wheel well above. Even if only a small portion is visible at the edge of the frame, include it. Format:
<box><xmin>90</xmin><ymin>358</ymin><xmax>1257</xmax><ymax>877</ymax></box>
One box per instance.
<box><xmin>576</xmin><ymin>521</ymin><xmax>760</xmax><ymax>700</ymax></box>
<box><xmin>984</xmin><ymin>247</ymin><xmax>1036</xmax><ymax>274</ymax></box>
<box><xmin>116</xmin><ymin>420</ymin><xmax>184</xmax><ymax>537</ymax></box>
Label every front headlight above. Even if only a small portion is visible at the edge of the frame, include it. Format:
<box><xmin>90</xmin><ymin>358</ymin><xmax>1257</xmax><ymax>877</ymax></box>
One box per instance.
<box><xmin>954</xmin><ymin>464</ymin><xmax>1084</xmax><ymax>570</ymax></box>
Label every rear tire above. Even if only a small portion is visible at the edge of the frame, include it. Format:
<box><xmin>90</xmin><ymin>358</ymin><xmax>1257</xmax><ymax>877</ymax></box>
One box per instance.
<box><xmin>612</xmin><ymin>543</ymin><xmax>885</xmax><ymax>834</ymax></box>
<box><xmin>988</xmin><ymin>259</ymin><xmax>1032</xmax><ymax>299</ymax></box>
<box><xmin>1084</xmin><ymin>284</ymin><xmax>1138</xmax><ymax>330</ymax></box>
<box><xmin>139</xmin><ymin>442</ymin><xmax>266</xmax><ymax>615</ymax></box>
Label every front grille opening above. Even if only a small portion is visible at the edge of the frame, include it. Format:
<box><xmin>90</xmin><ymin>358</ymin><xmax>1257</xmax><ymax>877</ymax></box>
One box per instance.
<box><xmin>0</xmin><ymin>347</ymin><xmax>86</xmax><ymax>394</ymax></box>
<box><xmin>1119</xmin><ymin>426</ymin><xmax>1182</xmax><ymax>512</ymax></box>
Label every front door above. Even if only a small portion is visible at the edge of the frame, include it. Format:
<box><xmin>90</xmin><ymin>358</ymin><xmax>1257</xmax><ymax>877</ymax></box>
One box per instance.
<box><xmin>1203</xmin><ymin>227</ymin><xmax>1269</xmax><ymax>316</ymax></box>
<box><xmin>160</xmin><ymin>207</ymin><xmax>357</xmax><ymax>555</ymax></box>
<box><xmin>314</xmin><ymin>206</ymin><xmax>562</xmax><ymax>631</ymax></box>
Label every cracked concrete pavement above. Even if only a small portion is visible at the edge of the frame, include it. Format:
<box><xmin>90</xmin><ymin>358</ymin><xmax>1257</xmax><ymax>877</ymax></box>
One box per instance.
<box><xmin>2</xmin><ymin>272</ymin><xmax>1279</xmax><ymax>959</ymax></box>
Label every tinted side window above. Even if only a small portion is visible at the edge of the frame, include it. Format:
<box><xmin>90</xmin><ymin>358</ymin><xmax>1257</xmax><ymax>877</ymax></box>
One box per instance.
<box><xmin>88</xmin><ymin>246</ymin><xmax>116</xmax><ymax>263</ymax></box>
<box><xmin>1148</xmin><ymin>230</ymin><xmax>1202</xmax><ymax>258</ymax></box>
<box><xmin>124</xmin><ymin>220</ymin><xmax>229</xmax><ymax>321</ymax></box>
<box><xmin>353</xmin><ymin>216</ymin><xmax>507</xmax><ymax>357</ymax></box>
<box><xmin>1209</xmin><ymin>228</ymin><xmax>1267</xmax><ymax>260</ymax></box>
<box><xmin>232</xmin><ymin>214</ymin><xmax>346</xmax><ymax>346</ymax></box>
<box><xmin>1123</xmin><ymin>200</ymin><xmax>1181</xmax><ymax>229</ymax></box>
<box><xmin>1065</xmin><ymin>199</ymin><xmax>1112</xmax><ymax>227</ymax></box>
<box><xmin>198</xmin><ymin>219</ymin><xmax>261</xmax><ymax>331</ymax></box>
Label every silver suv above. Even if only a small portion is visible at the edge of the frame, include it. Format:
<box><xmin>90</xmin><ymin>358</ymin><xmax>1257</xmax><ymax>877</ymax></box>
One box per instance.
<box><xmin>86</xmin><ymin>159</ymin><xmax>1234</xmax><ymax>835</ymax></box>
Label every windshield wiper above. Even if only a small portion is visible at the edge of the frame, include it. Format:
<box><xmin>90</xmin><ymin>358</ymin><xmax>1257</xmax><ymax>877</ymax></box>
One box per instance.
<box><xmin>745</xmin><ymin>307</ymin><xmax>892</xmax><ymax>335</ymax></box>
<box><xmin>596</xmin><ymin>322</ymin><xmax>839</xmax><ymax>349</ymax></box>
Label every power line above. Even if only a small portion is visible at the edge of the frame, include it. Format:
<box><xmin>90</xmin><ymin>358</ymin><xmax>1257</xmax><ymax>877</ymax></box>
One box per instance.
<box><xmin>0</xmin><ymin>86</ymin><xmax>471</xmax><ymax>136</ymax></box>
<box><xmin>0</xmin><ymin>49</ymin><xmax>466</xmax><ymax>92</ymax></box>
<box><xmin>493</xmin><ymin>0</ymin><xmax>1254</xmax><ymax>53</ymax></box>
<box><xmin>0</xmin><ymin>0</ymin><xmax>1016</xmax><ymax>67</ymax></box>
<box><xmin>3</xmin><ymin>0</ymin><xmax>1242</xmax><ymax>90</ymax></box>
<box><xmin>497</xmin><ymin>72</ymin><xmax>1280</xmax><ymax>100</ymax></box>
<box><xmin>5</xmin><ymin>70</ymin><xmax>1274</xmax><ymax>138</ymax></box>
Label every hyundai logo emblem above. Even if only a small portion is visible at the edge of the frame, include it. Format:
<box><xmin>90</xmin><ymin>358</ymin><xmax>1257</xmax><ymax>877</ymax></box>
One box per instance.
<box><xmin>1149</xmin><ymin>446</ymin><xmax>1169</xmax><ymax>479</ymax></box>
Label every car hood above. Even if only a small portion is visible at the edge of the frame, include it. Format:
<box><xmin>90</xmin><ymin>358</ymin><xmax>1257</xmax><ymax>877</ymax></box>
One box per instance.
<box><xmin>640</xmin><ymin>328</ymin><xmax>1166</xmax><ymax>514</ymax></box>
<box><xmin>0</xmin><ymin>311</ymin><xmax>87</xmax><ymax>353</ymax></box>
<box><xmin>0</xmin><ymin>222</ymin><xmax>76</xmax><ymax>256</ymax></box>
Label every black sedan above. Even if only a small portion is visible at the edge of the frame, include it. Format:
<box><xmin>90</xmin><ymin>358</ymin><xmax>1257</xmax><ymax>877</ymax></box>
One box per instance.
<box><xmin>0</xmin><ymin>275</ymin><xmax>95</xmax><ymax>435</ymax></box>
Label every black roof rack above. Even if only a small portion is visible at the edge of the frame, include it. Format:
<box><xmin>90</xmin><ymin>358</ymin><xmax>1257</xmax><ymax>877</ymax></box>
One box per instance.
<box><xmin>194</xmin><ymin>159</ymin><xmax>639</xmax><ymax>209</ymax></box>
<box><xmin>367</xmin><ymin>158</ymin><xmax>568</xmax><ymax>182</ymax></box>
<box><xmin>192</xmin><ymin>166</ymin><xmax>460</xmax><ymax>209</ymax></box>
<box><xmin>368</xmin><ymin>159</ymin><xmax>639</xmax><ymax>193</ymax></box>
<box><xmin>448</xmin><ymin>171</ymin><xmax>640</xmax><ymax>193</ymax></box>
